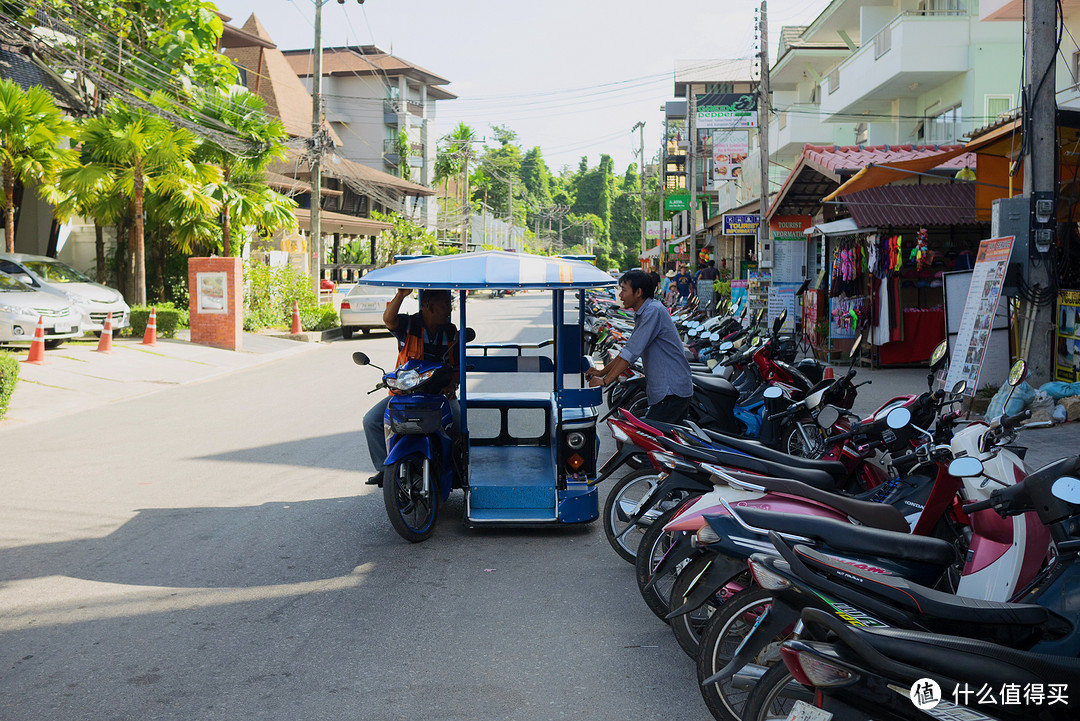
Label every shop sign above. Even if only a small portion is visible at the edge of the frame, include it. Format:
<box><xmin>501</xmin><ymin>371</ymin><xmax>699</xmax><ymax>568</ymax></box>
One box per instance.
<box><xmin>695</xmin><ymin>93</ymin><xmax>758</xmax><ymax>129</ymax></box>
<box><xmin>945</xmin><ymin>236</ymin><xmax>1015</xmax><ymax>395</ymax></box>
<box><xmin>1056</xmin><ymin>289</ymin><xmax>1080</xmax><ymax>382</ymax></box>
<box><xmin>710</xmin><ymin>130</ymin><xmax>749</xmax><ymax>187</ymax></box>
<box><xmin>770</xmin><ymin>215</ymin><xmax>812</xmax><ymax>284</ymax></box>
<box><xmin>646</xmin><ymin>220</ymin><xmax>673</xmax><ymax>240</ymax></box>
<box><xmin>722</xmin><ymin>214</ymin><xmax>760</xmax><ymax>236</ymax></box>
<box><xmin>665</xmin><ymin>194</ymin><xmax>691</xmax><ymax>212</ymax></box>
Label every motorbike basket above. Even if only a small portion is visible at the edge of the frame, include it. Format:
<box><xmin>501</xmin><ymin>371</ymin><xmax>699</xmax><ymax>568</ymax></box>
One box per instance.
<box><xmin>388</xmin><ymin>402</ymin><xmax>445</xmax><ymax>434</ymax></box>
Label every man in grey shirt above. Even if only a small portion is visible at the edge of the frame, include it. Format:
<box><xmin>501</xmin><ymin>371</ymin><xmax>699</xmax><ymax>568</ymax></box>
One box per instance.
<box><xmin>586</xmin><ymin>269</ymin><xmax>693</xmax><ymax>423</ymax></box>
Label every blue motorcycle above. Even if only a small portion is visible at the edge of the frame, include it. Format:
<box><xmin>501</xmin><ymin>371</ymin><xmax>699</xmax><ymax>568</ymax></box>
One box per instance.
<box><xmin>354</xmin><ymin>352</ymin><xmax>459</xmax><ymax>543</ymax></box>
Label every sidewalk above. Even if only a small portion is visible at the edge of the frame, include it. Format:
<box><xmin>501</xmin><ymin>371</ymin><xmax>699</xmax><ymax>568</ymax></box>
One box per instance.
<box><xmin>1</xmin><ymin>332</ymin><xmax>318</xmax><ymax>429</ymax></box>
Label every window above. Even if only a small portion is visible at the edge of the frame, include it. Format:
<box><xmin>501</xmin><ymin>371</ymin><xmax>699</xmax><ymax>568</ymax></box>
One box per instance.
<box><xmin>984</xmin><ymin>95</ymin><xmax>1014</xmax><ymax>122</ymax></box>
<box><xmin>926</xmin><ymin>103</ymin><xmax>962</xmax><ymax>143</ymax></box>
<box><xmin>855</xmin><ymin>123</ymin><xmax>868</xmax><ymax>145</ymax></box>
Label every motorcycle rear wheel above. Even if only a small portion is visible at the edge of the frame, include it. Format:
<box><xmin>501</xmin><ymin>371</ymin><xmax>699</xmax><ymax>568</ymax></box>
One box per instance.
<box><xmin>741</xmin><ymin>662</ymin><xmax>811</xmax><ymax>721</ymax></box>
<box><xmin>634</xmin><ymin>505</ymin><xmax>687</xmax><ymax>621</ymax></box>
<box><xmin>384</xmin><ymin>454</ymin><xmax>439</xmax><ymax>543</ymax></box>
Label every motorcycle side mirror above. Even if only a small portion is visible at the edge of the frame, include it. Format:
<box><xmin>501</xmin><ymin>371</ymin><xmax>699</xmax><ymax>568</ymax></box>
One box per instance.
<box><xmin>948</xmin><ymin>457</ymin><xmax>984</xmax><ymax>478</ymax></box>
<box><xmin>688</xmin><ymin>328</ymin><xmax>699</xmax><ymax>337</ymax></box>
<box><xmin>772</xmin><ymin>309</ymin><xmax>787</xmax><ymax>335</ymax></box>
<box><xmin>754</xmin><ymin>308</ymin><xmax>765</xmax><ymax>325</ymax></box>
<box><xmin>951</xmin><ymin>380</ymin><xmax>968</xmax><ymax>396</ymax></box>
<box><xmin>796</xmin><ymin>278</ymin><xmax>811</xmax><ymax>296</ymax></box>
<box><xmin>352</xmin><ymin>352</ymin><xmax>370</xmax><ymax>366</ymax></box>
<box><xmin>740</xmin><ymin>307</ymin><xmax>747</xmax><ymax>319</ymax></box>
<box><xmin>763</xmin><ymin>386</ymin><xmax>784</xmax><ymax>400</ymax></box>
<box><xmin>930</xmin><ymin>340</ymin><xmax>949</xmax><ymax>370</ymax></box>
<box><xmin>849</xmin><ymin>333</ymin><xmax>863</xmax><ymax>358</ymax></box>
<box><xmin>817</xmin><ymin>405</ymin><xmax>841</xmax><ymax>429</ymax></box>
<box><xmin>465</xmin><ymin>327</ymin><xmax>476</xmax><ymax>342</ymax></box>
<box><xmin>709</xmin><ymin>332</ymin><xmax>721</xmax><ymax>341</ymax></box>
<box><xmin>1008</xmin><ymin>359</ymin><xmax>1028</xmax><ymax>387</ymax></box>
<box><xmin>886</xmin><ymin>406</ymin><xmax>912</xmax><ymax>430</ymax></box>
<box><xmin>1051</xmin><ymin>477</ymin><xmax>1080</xmax><ymax>504</ymax></box>
<box><xmin>719</xmin><ymin>341</ymin><xmax>734</xmax><ymax>352</ymax></box>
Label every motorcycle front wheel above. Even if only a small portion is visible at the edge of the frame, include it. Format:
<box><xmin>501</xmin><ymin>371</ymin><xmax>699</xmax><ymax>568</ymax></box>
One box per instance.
<box><xmin>384</xmin><ymin>454</ymin><xmax>439</xmax><ymax>543</ymax></box>
<box><xmin>602</xmin><ymin>468</ymin><xmax>667</xmax><ymax>563</ymax></box>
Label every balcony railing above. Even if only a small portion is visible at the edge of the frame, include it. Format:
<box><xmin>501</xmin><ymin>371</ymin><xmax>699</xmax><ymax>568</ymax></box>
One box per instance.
<box><xmin>383</xmin><ymin>99</ymin><xmax>426</xmax><ymax>117</ymax></box>
<box><xmin>383</xmin><ymin>139</ymin><xmax>425</xmax><ymax>156</ymax></box>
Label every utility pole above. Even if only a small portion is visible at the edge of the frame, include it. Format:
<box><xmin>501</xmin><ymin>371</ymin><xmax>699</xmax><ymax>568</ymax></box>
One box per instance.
<box><xmin>688</xmin><ymin>92</ymin><xmax>697</xmax><ymax>271</ymax></box>
<box><xmin>309</xmin><ymin>0</ymin><xmax>329</xmax><ymax>295</ymax></box>
<box><xmin>633</xmin><ymin>121</ymin><xmax>646</xmax><ymax>258</ymax></box>
<box><xmin>1021</xmin><ymin>0</ymin><xmax>1058</xmax><ymax>385</ymax></box>
<box><xmin>757</xmin><ymin>0</ymin><xmax>771</xmax><ymax>269</ymax></box>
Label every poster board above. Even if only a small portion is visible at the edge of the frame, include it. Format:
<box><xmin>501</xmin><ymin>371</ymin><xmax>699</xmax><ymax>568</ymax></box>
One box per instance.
<box><xmin>730</xmin><ymin>280</ymin><xmax>749</xmax><ymax>319</ymax></box>
<box><xmin>770</xmin><ymin>215</ymin><xmax>811</xmax><ymax>284</ymax></box>
<box><xmin>768</xmin><ymin>282</ymin><xmax>802</xmax><ymax>334</ymax></box>
<box><xmin>943</xmin><ymin>269</ymin><xmax>1010</xmax><ymax>392</ymax></box>
<box><xmin>945</xmin><ymin>237</ymin><xmax>1014</xmax><ymax>395</ymax></box>
<box><xmin>1056</xmin><ymin>290</ymin><xmax>1080</xmax><ymax>382</ymax></box>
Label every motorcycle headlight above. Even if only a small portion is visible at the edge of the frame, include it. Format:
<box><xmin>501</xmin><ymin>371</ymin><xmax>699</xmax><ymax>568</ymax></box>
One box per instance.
<box><xmin>566</xmin><ymin>431</ymin><xmax>586</xmax><ymax>450</ymax></box>
<box><xmin>393</xmin><ymin>369</ymin><xmax>420</xmax><ymax>390</ymax></box>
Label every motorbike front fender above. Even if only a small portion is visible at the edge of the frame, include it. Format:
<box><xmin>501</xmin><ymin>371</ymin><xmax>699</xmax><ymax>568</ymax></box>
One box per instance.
<box><xmin>384</xmin><ymin>434</ymin><xmax>451</xmax><ymax>501</ymax></box>
<box><xmin>665</xmin><ymin>553</ymin><xmax>747</xmax><ymax>619</ymax></box>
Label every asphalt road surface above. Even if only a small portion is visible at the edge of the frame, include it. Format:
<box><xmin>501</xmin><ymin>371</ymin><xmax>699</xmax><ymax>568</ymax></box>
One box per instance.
<box><xmin>0</xmin><ymin>293</ymin><xmax>709</xmax><ymax>721</ymax></box>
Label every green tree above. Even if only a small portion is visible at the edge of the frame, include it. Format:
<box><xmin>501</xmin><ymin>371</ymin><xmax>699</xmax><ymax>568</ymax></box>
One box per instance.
<box><xmin>394</xmin><ymin>128</ymin><xmax>412</xmax><ymax>182</ymax></box>
<box><xmin>77</xmin><ymin>97</ymin><xmax>221</xmax><ymax>304</ymax></box>
<box><xmin>193</xmin><ymin>89</ymin><xmax>295</xmax><ymax>256</ymax></box>
<box><xmin>54</xmin><ymin>166</ymin><xmax>126</xmax><ymax>282</ymax></box>
<box><xmin>370</xmin><ymin>209</ymin><xmax>443</xmax><ymax>265</ymax></box>
<box><xmin>0</xmin><ymin>79</ymin><xmax>78</xmax><ymax>252</ymax></box>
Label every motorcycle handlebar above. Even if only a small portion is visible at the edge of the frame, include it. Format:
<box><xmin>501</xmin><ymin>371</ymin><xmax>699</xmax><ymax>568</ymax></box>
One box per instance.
<box><xmin>1000</xmin><ymin>409</ymin><xmax>1032</xmax><ymax>431</ymax></box>
<box><xmin>963</xmin><ymin>497</ymin><xmax>997</xmax><ymax>514</ymax></box>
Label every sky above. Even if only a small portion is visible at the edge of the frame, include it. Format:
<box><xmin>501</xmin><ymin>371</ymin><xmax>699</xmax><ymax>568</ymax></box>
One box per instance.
<box><xmin>214</xmin><ymin>0</ymin><xmax>831</xmax><ymax>174</ymax></box>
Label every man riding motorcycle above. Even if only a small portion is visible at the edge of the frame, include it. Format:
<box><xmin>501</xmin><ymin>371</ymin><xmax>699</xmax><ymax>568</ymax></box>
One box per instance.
<box><xmin>362</xmin><ymin>288</ymin><xmax>461</xmax><ymax>487</ymax></box>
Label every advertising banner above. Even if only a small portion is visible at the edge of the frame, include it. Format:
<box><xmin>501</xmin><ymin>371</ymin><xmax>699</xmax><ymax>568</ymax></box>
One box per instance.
<box><xmin>665</xmin><ymin>194</ymin><xmax>691</xmax><ymax>212</ymax></box>
<box><xmin>645</xmin><ymin>220</ymin><xmax>674</xmax><ymax>241</ymax></box>
<box><xmin>1056</xmin><ymin>289</ymin><xmax>1080</xmax><ymax>382</ymax></box>
<box><xmin>695</xmin><ymin>92</ymin><xmax>758</xmax><ymax>129</ymax></box>
<box><xmin>945</xmin><ymin>237</ymin><xmax>1015</xmax><ymax>395</ymax></box>
<box><xmin>722</xmin><ymin>214</ymin><xmax>760</xmax><ymax>236</ymax></box>
<box><xmin>770</xmin><ymin>215</ymin><xmax>812</xmax><ymax>284</ymax></box>
<box><xmin>768</xmin><ymin>282</ymin><xmax>802</xmax><ymax>334</ymax></box>
<box><xmin>711</xmin><ymin>130</ymin><xmax>749</xmax><ymax>187</ymax></box>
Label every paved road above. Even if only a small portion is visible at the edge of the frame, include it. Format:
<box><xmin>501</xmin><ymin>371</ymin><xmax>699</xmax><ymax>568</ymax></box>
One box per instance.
<box><xmin>0</xmin><ymin>294</ymin><xmax>709</xmax><ymax>721</ymax></box>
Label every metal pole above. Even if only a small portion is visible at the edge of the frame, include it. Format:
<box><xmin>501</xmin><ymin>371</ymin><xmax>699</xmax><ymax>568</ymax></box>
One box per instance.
<box><xmin>633</xmin><ymin>121</ymin><xmax>646</xmax><ymax>258</ymax></box>
<box><xmin>310</xmin><ymin>0</ymin><xmax>325</xmax><ymax>293</ymax></box>
<box><xmin>757</xmin><ymin>0</ymin><xmax>771</xmax><ymax>269</ymax></box>
<box><xmin>688</xmin><ymin>93</ymin><xmax>697</xmax><ymax>271</ymax></box>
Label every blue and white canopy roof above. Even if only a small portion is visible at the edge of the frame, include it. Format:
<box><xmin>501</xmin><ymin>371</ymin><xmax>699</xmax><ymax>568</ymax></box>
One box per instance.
<box><xmin>357</xmin><ymin>250</ymin><xmax>617</xmax><ymax>290</ymax></box>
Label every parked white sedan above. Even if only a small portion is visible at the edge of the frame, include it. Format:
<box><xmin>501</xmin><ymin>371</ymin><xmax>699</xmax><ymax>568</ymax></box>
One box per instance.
<box><xmin>0</xmin><ymin>252</ymin><xmax>130</xmax><ymax>334</ymax></box>
<box><xmin>338</xmin><ymin>285</ymin><xmax>418</xmax><ymax>339</ymax></box>
<box><xmin>0</xmin><ymin>272</ymin><xmax>83</xmax><ymax>347</ymax></box>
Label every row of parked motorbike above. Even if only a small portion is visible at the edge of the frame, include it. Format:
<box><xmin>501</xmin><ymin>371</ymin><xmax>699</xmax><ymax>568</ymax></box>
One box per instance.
<box><xmin>581</xmin><ymin>289</ymin><xmax>1080</xmax><ymax>721</ymax></box>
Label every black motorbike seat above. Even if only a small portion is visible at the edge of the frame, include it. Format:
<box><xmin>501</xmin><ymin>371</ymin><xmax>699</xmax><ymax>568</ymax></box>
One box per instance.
<box><xmin>702</xmin><ymin>428</ymin><xmax>849</xmax><ymax>480</ymax></box>
<box><xmin>793</xmin><ymin>544</ymin><xmax>1048</xmax><ymax>626</ymax></box>
<box><xmin>658</xmin><ymin>441</ymin><xmax>838</xmax><ymax>491</ymax></box>
<box><xmin>723</xmin><ymin>474</ymin><xmax>910</xmax><ymax>533</ymax></box>
<box><xmin>734</xmin><ymin>508</ymin><xmax>952</xmax><ymax>566</ymax></box>
<box><xmin>691</xmin><ymin>373</ymin><xmax>740</xmax><ymax>400</ymax></box>
<box><xmin>839</xmin><ymin>624</ymin><xmax>1080</xmax><ymax>690</ymax></box>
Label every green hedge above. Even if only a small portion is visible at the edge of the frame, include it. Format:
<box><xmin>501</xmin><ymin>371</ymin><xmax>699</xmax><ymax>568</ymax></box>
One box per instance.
<box><xmin>128</xmin><ymin>303</ymin><xmax>189</xmax><ymax>339</ymax></box>
<box><xmin>0</xmin><ymin>352</ymin><xmax>19</xmax><ymax>421</ymax></box>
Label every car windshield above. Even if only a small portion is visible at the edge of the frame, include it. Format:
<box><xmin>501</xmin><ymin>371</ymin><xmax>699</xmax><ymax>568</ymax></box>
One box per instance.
<box><xmin>23</xmin><ymin>260</ymin><xmax>92</xmax><ymax>283</ymax></box>
<box><xmin>0</xmin><ymin>273</ymin><xmax>35</xmax><ymax>292</ymax></box>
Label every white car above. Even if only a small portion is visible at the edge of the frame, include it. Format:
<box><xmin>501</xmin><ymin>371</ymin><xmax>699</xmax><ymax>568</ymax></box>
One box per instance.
<box><xmin>338</xmin><ymin>285</ymin><xmax>418</xmax><ymax>339</ymax></box>
<box><xmin>0</xmin><ymin>272</ymin><xmax>83</xmax><ymax>347</ymax></box>
<box><xmin>0</xmin><ymin>252</ymin><xmax>130</xmax><ymax>334</ymax></box>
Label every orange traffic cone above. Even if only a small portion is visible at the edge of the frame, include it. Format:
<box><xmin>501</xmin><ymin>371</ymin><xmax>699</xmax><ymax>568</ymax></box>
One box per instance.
<box><xmin>140</xmin><ymin>307</ymin><xmax>158</xmax><ymax>346</ymax></box>
<box><xmin>290</xmin><ymin>300</ymin><xmax>301</xmax><ymax>334</ymax></box>
<box><xmin>95</xmin><ymin>312</ymin><xmax>114</xmax><ymax>353</ymax></box>
<box><xmin>22</xmin><ymin>316</ymin><xmax>48</xmax><ymax>365</ymax></box>
<box><xmin>822</xmin><ymin>365</ymin><xmax>834</xmax><ymax>380</ymax></box>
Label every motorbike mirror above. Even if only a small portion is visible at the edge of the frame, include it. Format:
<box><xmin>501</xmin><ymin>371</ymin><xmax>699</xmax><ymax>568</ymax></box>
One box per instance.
<box><xmin>465</xmin><ymin>327</ymin><xmax>476</xmax><ymax>342</ymax></box>
<box><xmin>719</xmin><ymin>341</ymin><xmax>734</xmax><ymax>352</ymax></box>
<box><xmin>352</xmin><ymin>352</ymin><xmax>370</xmax><ymax>366</ymax></box>
<box><xmin>740</xmin><ymin>307</ymin><xmax>748</xmax><ymax>319</ymax></box>
<box><xmin>885</xmin><ymin>406</ymin><xmax>912</xmax><ymax>430</ymax></box>
<box><xmin>688</xmin><ymin>328</ymin><xmax>699</xmax><ymax>337</ymax></box>
<box><xmin>1051</xmin><ymin>477</ymin><xmax>1080</xmax><ymax>504</ymax></box>
<box><xmin>948</xmin><ymin>457</ymin><xmax>984</xmax><ymax>478</ymax></box>
<box><xmin>754</xmin><ymin>308</ymin><xmax>765</xmax><ymax>325</ymax></box>
<box><xmin>796</xmin><ymin>278</ymin><xmax>811</xmax><ymax>296</ymax></box>
<box><xmin>849</xmin><ymin>334</ymin><xmax>863</xmax><ymax>359</ymax></box>
<box><xmin>816</xmin><ymin>405</ymin><xmax>841</xmax><ymax>429</ymax></box>
<box><xmin>930</xmin><ymin>340</ymin><xmax>949</xmax><ymax>370</ymax></box>
<box><xmin>1008</xmin><ymin>359</ymin><xmax>1028</xmax><ymax>387</ymax></box>
<box><xmin>709</xmin><ymin>332</ymin><xmax>721</xmax><ymax>342</ymax></box>
<box><xmin>951</xmin><ymin>380</ymin><xmax>968</xmax><ymax>395</ymax></box>
<box><xmin>763</xmin><ymin>386</ymin><xmax>784</xmax><ymax>400</ymax></box>
<box><xmin>772</xmin><ymin>310</ymin><xmax>787</xmax><ymax>335</ymax></box>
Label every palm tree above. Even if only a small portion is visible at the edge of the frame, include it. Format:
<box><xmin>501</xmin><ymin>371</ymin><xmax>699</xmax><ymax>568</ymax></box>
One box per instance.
<box><xmin>194</xmin><ymin>89</ymin><xmax>295</xmax><ymax>256</ymax></box>
<box><xmin>54</xmin><ymin>166</ymin><xmax>125</xmax><ymax>282</ymax></box>
<box><xmin>77</xmin><ymin>98</ymin><xmax>219</xmax><ymax>304</ymax></box>
<box><xmin>0</xmin><ymin>79</ymin><xmax>78</xmax><ymax>252</ymax></box>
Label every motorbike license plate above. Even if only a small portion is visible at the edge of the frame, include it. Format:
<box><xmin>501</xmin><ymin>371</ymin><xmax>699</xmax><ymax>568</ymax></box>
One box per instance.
<box><xmin>785</xmin><ymin>700</ymin><xmax>832</xmax><ymax>721</ymax></box>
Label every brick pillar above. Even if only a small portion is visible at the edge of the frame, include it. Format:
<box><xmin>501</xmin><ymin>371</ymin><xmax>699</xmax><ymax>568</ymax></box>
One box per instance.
<box><xmin>188</xmin><ymin>257</ymin><xmax>243</xmax><ymax>351</ymax></box>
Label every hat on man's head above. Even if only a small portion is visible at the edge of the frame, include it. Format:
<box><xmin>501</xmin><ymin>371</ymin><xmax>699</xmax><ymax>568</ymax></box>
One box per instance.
<box><xmin>666</xmin><ymin>270</ymin><xmax>676</xmax><ymax>278</ymax></box>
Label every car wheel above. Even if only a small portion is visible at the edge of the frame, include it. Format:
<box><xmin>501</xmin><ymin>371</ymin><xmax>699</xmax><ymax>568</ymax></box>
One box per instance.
<box><xmin>44</xmin><ymin>339</ymin><xmax>64</xmax><ymax>350</ymax></box>
<box><xmin>342</xmin><ymin>327</ymin><xmax>354</xmax><ymax>340</ymax></box>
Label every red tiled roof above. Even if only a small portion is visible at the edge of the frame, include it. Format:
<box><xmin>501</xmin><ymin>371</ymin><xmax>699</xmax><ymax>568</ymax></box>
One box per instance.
<box><xmin>802</xmin><ymin>144</ymin><xmax>973</xmax><ymax>174</ymax></box>
<box><xmin>842</xmin><ymin>183</ymin><xmax>979</xmax><ymax>228</ymax></box>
